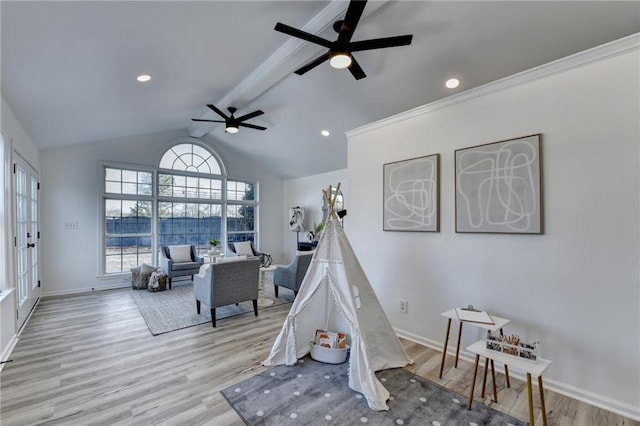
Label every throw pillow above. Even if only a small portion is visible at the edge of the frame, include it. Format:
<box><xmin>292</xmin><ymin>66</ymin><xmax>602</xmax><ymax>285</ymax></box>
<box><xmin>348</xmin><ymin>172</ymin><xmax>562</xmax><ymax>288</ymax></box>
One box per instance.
<box><xmin>169</xmin><ymin>245</ymin><xmax>192</xmax><ymax>262</ymax></box>
<box><xmin>233</xmin><ymin>241</ymin><xmax>254</xmax><ymax>256</ymax></box>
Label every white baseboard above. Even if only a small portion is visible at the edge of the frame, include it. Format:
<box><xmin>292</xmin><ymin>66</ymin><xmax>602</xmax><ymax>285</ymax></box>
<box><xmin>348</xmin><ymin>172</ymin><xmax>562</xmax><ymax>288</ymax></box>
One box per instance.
<box><xmin>0</xmin><ymin>334</ymin><xmax>18</xmax><ymax>372</ymax></box>
<box><xmin>395</xmin><ymin>327</ymin><xmax>640</xmax><ymax>422</ymax></box>
<box><xmin>41</xmin><ymin>283</ymin><xmax>130</xmax><ymax>298</ymax></box>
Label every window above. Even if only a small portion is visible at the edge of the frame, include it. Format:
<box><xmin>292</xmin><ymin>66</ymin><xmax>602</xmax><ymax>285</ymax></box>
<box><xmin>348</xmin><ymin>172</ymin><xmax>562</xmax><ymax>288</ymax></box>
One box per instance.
<box><xmin>227</xmin><ymin>180</ymin><xmax>256</xmax><ymax>244</ymax></box>
<box><xmin>101</xmin><ymin>141</ymin><xmax>258</xmax><ymax>275</ymax></box>
<box><xmin>103</xmin><ymin>167</ymin><xmax>153</xmax><ymax>273</ymax></box>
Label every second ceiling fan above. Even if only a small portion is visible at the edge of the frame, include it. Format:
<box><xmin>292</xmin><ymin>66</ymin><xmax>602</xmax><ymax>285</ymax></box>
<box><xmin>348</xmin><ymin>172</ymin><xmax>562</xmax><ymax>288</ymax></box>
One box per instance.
<box><xmin>192</xmin><ymin>104</ymin><xmax>267</xmax><ymax>134</ymax></box>
<box><xmin>274</xmin><ymin>0</ymin><xmax>413</xmax><ymax>80</ymax></box>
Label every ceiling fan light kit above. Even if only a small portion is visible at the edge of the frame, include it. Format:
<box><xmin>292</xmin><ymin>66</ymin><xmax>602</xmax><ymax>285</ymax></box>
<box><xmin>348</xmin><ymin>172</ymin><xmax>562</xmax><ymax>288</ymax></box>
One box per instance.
<box><xmin>329</xmin><ymin>52</ymin><xmax>352</xmax><ymax>69</ymax></box>
<box><xmin>274</xmin><ymin>0</ymin><xmax>413</xmax><ymax>80</ymax></box>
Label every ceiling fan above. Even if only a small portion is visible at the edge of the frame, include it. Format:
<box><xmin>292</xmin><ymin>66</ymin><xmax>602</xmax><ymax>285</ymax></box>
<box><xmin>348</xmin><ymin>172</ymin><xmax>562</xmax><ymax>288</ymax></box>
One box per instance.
<box><xmin>274</xmin><ymin>0</ymin><xmax>413</xmax><ymax>80</ymax></box>
<box><xmin>192</xmin><ymin>104</ymin><xmax>267</xmax><ymax>133</ymax></box>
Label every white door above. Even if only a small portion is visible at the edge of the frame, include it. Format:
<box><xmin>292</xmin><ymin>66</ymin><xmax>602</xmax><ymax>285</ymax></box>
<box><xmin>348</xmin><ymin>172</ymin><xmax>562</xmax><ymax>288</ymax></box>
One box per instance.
<box><xmin>14</xmin><ymin>155</ymin><xmax>40</xmax><ymax>330</ymax></box>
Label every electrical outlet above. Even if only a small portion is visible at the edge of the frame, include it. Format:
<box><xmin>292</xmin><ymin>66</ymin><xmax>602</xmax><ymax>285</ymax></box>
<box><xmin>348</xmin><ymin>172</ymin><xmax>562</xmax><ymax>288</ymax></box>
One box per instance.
<box><xmin>399</xmin><ymin>299</ymin><xmax>408</xmax><ymax>314</ymax></box>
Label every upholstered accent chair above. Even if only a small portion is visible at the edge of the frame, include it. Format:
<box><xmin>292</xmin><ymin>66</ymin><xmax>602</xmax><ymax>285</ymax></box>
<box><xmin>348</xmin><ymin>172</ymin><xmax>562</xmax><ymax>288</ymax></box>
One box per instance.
<box><xmin>193</xmin><ymin>257</ymin><xmax>260</xmax><ymax>327</ymax></box>
<box><xmin>273</xmin><ymin>251</ymin><xmax>313</xmax><ymax>298</ymax></box>
<box><xmin>160</xmin><ymin>245</ymin><xmax>204</xmax><ymax>289</ymax></box>
<box><xmin>227</xmin><ymin>241</ymin><xmax>263</xmax><ymax>258</ymax></box>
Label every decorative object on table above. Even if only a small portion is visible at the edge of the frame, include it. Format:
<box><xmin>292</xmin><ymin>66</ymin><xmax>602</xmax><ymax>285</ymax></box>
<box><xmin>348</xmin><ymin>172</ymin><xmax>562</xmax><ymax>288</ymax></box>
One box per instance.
<box><xmin>208</xmin><ymin>239</ymin><xmax>221</xmax><ymax>255</ymax></box>
<box><xmin>307</xmin><ymin>222</ymin><xmax>324</xmax><ymax>242</ymax></box>
<box><xmin>259</xmin><ymin>252</ymin><xmax>272</xmax><ymax>268</ymax></box>
<box><xmin>455</xmin><ymin>305</ymin><xmax>494</xmax><ymax>325</ymax></box>
<box><xmin>130</xmin><ymin>263</ymin><xmax>159</xmax><ymax>290</ymax></box>
<box><xmin>222</xmin><ymin>357</ymin><xmax>526</xmax><ymax>426</ymax></box>
<box><xmin>383</xmin><ymin>153</ymin><xmax>440</xmax><ymax>232</ymax></box>
<box><xmin>486</xmin><ymin>331</ymin><xmax>539</xmax><ymax>362</ymax></box>
<box><xmin>263</xmin><ymin>183</ymin><xmax>412</xmax><ymax>412</ymax></box>
<box><xmin>147</xmin><ymin>271</ymin><xmax>167</xmax><ymax>292</ymax></box>
<box><xmin>288</xmin><ymin>206</ymin><xmax>305</xmax><ymax>250</ymax></box>
<box><xmin>455</xmin><ymin>134</ymin><xmax>543</xmax><ymax>234</ymax></box>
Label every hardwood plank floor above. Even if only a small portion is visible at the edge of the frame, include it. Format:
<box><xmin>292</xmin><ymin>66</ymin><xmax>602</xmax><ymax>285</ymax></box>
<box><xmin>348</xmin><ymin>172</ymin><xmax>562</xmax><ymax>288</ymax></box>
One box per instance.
<box><xmin>0</xmin><ymin>288</ymin><xmax>636</xmax><ymax>425</ymax></box>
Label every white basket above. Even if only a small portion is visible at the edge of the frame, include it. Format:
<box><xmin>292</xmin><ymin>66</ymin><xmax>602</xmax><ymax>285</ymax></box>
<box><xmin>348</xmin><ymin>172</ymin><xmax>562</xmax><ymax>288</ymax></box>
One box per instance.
<box><xmin>310</xmin><ymin>343</ymin><xmax>350</xmax><ymax>364</ymax></box>
<box><xmin>486</xmin><ymin>338</ymin><xmax>539</xmax><ymax>363</ymax></box>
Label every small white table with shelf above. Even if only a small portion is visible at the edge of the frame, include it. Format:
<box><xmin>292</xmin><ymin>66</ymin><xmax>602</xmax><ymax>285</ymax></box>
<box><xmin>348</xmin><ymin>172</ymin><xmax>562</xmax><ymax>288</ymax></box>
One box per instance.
<box><xmin>466</xmin><ymin>340</ymin><xmax>551</xmax><ymax>426</ymax></box>
<box><xmin>439</xmin><ymin>308</ymin><xmax>511</xmax><ymax>386</ymax></box>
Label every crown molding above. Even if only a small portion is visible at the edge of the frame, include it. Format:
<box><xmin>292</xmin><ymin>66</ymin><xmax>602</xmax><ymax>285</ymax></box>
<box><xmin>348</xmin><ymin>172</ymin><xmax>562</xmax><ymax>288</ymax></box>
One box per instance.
<box><xmin>346</xmin><ymin>33</ymin><xmax>640</xmax><ymax>138</ymax></box>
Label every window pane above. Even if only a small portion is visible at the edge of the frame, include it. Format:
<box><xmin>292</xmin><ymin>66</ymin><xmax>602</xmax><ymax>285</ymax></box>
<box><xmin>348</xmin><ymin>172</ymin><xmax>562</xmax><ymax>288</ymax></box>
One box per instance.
<box><xmin>122</xmin><ymin>182</ymin><xmax>137</xmax><ymax>195</ymax></box>
<box><xmin>228</xmin><ymin>180</ymin><xmax>255</xmax><ymax>201</ymax></box>
<box><xmin>122</xmin><ymin>170</ymin><xmax>137</xmax><ymax>183</ymax></box>
<box><xmin>105</xmin><ymin>181</ymin><xmax>121</xmax><ymax>194</ymax></box>
<box><xmin>105</xmin><ymin>168</ymin><xmax>121</xmax><ymax>181</ymax></box>
<box><xmin>159</xmin><ymin>143</ymin><xmax>221</xmax><ymax>174</ymax></box>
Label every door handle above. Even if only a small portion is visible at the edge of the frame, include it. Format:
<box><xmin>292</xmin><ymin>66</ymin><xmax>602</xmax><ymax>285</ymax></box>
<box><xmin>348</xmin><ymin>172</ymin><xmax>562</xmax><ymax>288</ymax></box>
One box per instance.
<box><xmin>27</xmin><ymin>243</ymin><xmax>36</xmax><ymax>248</ymax></box>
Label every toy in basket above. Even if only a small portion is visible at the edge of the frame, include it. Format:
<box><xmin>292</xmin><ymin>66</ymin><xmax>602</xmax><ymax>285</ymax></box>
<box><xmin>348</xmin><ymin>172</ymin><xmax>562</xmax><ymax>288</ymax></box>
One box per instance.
<box><xmin>486</xmin><ymin>331</ymin><xmax>539</xmax><ymax>363</ymax></box>
<box><xmin>310</xmin><ymin>330</ymin><xmax>350</xmax><ymax>364</ymax></box>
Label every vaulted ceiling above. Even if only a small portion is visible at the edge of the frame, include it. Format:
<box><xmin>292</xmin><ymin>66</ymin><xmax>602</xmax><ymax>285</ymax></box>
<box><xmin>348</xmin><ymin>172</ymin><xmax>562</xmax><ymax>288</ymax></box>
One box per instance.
<box><xmin>2</xmin><ymin>1</ymin><xmax>638</xmax><ymax>179</ymax></box>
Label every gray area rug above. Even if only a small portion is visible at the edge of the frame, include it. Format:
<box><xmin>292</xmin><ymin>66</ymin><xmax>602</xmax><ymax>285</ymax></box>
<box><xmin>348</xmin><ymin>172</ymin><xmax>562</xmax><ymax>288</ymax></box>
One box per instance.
<box><xmin>222</xmin><ymin>356</ymin><xmax>526</xmax><ymax>426</ymax></box>
<box><xmin>130</xmin><ymin>281</ymin><xmax>294</xmax><ymax>335</ymax></box>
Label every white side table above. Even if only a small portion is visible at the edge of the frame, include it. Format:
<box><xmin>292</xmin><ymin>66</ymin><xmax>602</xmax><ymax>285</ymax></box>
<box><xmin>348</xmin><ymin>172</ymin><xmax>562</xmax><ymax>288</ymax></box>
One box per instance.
<box><xmin>258</xmin><ymin>266</ymin><xmax>277</xmax><ymax>307</ymax></box>
<box><xmin>439</xmin><ymin>308</ymin><xmax>511</xmax><ymax>386</ymax></box>
<box><xmin>466</xmin><ymin>340</ymin><xmax>551</xmax><ymax>426</ymax></box>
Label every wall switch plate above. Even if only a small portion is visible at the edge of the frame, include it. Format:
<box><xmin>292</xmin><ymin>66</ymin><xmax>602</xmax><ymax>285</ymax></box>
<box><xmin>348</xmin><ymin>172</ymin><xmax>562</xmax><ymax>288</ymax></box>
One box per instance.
<box><xmin>399</xmin><ymin>299</ymin><xmax>408</xmax><ymax>314</ymax></box>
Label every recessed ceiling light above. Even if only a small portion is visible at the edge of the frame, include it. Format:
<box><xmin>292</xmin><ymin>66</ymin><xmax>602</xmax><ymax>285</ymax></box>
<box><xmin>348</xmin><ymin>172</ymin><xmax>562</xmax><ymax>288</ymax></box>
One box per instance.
<box><xmin>136</xmin><ymin>74</ymin><xmax>151</xmax><ymax>82</ymax></box>
<box><xmin>321</xmin><ymin>130</ymin><xmax>330</xmax><ymax>137</ymax></box>
<box><xmin>445</xmin><ymin>78</ymin><xmax>459</xmax><ymax>89</ymax></box>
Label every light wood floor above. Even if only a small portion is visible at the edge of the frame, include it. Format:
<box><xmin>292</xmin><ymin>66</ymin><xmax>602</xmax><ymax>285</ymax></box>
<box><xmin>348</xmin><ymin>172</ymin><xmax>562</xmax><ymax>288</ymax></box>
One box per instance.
<box><xmin>0</xmin><ymin>288</ymin><xmax>636</xmax><ymax>425</ymax></box>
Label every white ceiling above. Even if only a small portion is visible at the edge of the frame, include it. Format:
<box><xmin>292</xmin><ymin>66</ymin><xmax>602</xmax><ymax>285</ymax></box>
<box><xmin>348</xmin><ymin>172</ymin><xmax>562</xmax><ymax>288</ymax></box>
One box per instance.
<box><xmin>2</xmin><ymin>1</ymin><xmax>638</xmax><ymax>179</ymax></box>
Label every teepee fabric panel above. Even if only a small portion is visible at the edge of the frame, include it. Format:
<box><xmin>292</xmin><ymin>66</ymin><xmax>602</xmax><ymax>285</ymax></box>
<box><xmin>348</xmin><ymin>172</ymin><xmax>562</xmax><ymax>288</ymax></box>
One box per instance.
<box><xmin>263</xmin><ymin>219</ymin><xmax>412</xmax><ymax>411</ymax></box>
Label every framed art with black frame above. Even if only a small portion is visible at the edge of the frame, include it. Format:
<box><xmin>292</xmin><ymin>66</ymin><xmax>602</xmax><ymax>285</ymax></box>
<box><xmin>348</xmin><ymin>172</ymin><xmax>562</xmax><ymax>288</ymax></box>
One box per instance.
<box><xmin>455</xmin><ymin>134</ymin><xmax>543</xmax><ymax>234</ymax></box>
<box><xmin>383</xmin><ymin>153</ymin><xmax>440</xmax><ymax>232</ymax></box>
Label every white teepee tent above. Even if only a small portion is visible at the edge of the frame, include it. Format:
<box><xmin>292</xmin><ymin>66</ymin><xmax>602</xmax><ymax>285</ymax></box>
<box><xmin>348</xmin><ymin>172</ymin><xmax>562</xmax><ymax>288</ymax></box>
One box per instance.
<box><xmin>263</xmin><ymin>186</ymin><xmax>412</xmax><ymax>411</ymax></box>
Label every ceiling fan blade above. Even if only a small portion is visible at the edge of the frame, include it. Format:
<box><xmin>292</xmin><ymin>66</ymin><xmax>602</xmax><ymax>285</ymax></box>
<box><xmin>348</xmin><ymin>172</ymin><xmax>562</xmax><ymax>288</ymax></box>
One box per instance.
<box><xmin>206</xmin><ymin>104</ymin><xmax>229</xmax><ymax>119</ymax></box>
<box><xmin>238</xmin><ymin>123</ymin><xmax>267</xmax><ymax>131</ymax></box>
<box><xmin>348</xmin><ymin>57</ymin><xmax>367</xmax><ymax>80</ymax></box>
<box><xmin>191</xmin><ymin>119</ymin><xmax>225</xmax><ymax>123</ymax></box>
<box><xmin>294</xmin><ymin>52</ymin><xmax>331</xmax><ymax>75</ymax></box>
<box><xmin>235</xmin><ymin>110</ymin><xmax>264</xmax><ymax>122</ymax></box>
<box><xmin>274</xmin><ymin>22</ymin><xmax>332</xmax><ymax>48</ymax></box>
<box><xmin>337</xmin><ymin>0</ymin><xmax>367</xmax><ymax>43</ymax></box>
<box><xmin>349</xmin><ymin>34</ymin><xmax>413</xmax><ymax>52</ymax></box>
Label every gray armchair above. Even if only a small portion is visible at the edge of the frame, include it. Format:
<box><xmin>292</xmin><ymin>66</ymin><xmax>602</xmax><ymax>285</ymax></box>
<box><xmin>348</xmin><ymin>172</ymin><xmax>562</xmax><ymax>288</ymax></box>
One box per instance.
<box><xmin>228</xmin><ymin>241</ymin><xmax>263</xmax><ymax>257</ymax></box>
<box><xmin>193</xmin><ymin>258</ymin><xmax>260</xmax><ymax>327</ymax></box>
<box><xmin>273</xmin><ymin>252</ymin><xmax>313</xmax><ymax>298</ymax></box>
<box><xmin>160</xmin><ymin>245</ymin><xmax>204</xmax><ymax>289</ymax></box>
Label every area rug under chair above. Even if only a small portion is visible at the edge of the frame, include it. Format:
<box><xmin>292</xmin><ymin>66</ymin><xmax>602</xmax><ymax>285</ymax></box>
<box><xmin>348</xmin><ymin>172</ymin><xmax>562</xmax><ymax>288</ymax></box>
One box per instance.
<box><xmin>129</xmin><ymin>282</ymin><xmax>294</xmax><ymax>335</ymax></box>
<box><xmin>221</xmin><ymin>356</ymin><xmax>526</xmax><ymax>426</ymax></box>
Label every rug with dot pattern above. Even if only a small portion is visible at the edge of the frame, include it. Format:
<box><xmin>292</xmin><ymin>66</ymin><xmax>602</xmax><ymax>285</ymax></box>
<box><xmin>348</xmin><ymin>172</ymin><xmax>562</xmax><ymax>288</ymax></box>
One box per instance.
<box><xmin>221</xmin><ymin>356</ymin><xmax>526</xmax><ymax>425</ymax></box>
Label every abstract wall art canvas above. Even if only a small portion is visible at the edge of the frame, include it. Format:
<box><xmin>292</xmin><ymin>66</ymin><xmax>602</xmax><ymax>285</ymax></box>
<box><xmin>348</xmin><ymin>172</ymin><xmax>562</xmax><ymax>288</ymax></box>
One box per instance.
<box><xmin>383</xmin><ymin>154</ymin><xmax>440</xmax><ymax>232</ymax></box>
<box><xmin>455</xmin><ymin>134</ymin><xmax>543</xmax><ymax>234</ymax></box>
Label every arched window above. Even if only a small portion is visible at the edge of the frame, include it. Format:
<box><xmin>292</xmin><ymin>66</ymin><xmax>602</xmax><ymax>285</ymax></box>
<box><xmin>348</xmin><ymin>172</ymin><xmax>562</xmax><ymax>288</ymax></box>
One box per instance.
<box><xmin>158</xmin><ymin>143</ymin><xmax>222</xmax><ymax>175</ymax></box>
<box><xmin>101</xmin><ymin>140</ymin><xmax>257</xmax><ymax>275</ymax></box>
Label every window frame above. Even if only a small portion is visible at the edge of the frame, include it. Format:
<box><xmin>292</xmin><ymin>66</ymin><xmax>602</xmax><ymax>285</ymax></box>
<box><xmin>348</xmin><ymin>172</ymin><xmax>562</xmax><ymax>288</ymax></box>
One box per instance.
<box><xmin>99</xmin><ymin>142</ymin><xmax>259</xmax><ymax>276</ymax></box>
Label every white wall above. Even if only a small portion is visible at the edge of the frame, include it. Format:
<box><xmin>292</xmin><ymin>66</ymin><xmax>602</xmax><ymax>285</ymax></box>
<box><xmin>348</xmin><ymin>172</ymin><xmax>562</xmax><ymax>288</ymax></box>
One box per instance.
<box><xmin>39</xmin><ymin>130</ymin><xmax>284</xmax><ymax>295</ymax></box>
<box><xmin>282</xmin><ymin>169</ymin><xmax>347</xmax><ymax>262</ymax></box>
<box><xmin>346</xmin><ymin>43</ymin><xmax>639</xmax><ymax>417</ymax></box>
<box><xmin>0</xmin><ymin>95</ymin><xmax>40</xmax><ymax>358</ymax></box>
